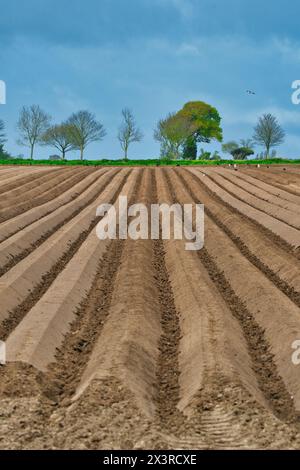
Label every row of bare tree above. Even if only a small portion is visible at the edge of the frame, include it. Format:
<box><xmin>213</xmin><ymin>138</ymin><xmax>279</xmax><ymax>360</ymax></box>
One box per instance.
<box><xmin>15</xmin><ymin>106</ymin><xmax>143</xmax><ymax>160</ymax></box>
<box><xmin>1</xmin><ymin>104</ymin><xmax>286</xmax><ymax>161</ymax></box>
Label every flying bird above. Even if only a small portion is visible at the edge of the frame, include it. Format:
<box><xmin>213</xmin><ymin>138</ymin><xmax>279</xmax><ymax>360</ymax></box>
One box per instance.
<box><xmin>246</xmin><ymin>90</ymin><xmax>256</xmax><ymax>95</ymax></box>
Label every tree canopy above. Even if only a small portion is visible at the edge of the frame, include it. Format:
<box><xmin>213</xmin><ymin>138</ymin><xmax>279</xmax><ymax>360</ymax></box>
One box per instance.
<box><xmin>182</xmin><ymin>135</ymin><xmax>197</xmax><ymax>160</ymax></box>
<box><xmin>67</xmin><ymin>110</ymin><xmax>106</xmax><ymax>160</ymax></box>
<box><xmin>222</xmin><ymin>141</ymin><xmax>239</xmax><ymax>157</ymax></box>
<box><xmin>0</xmin><ymin>119</ymin><xmax>7</xmax><ymax>153</ymax></box>
<box><xmin>17</xmin><ymin>105</ymin><xmax>51</xmax><ymax>159</ymax></box>
<box><xmin>0</xmin><ymin>120</ymin><xmax>11</xmax><ymax>159</ymax></box>
<box><xmin>231</xmin><ymin>147</ymin><xmax>254</xmax><ymax>160</ymax></box>
<box><xmin>176</xmin><ymin>101</ymin><xmax>223</xmax><ymax>144</ymax></box>
<box><xmin>155</xmin><ymin>101</ymin><xmax>223</xmax><ymax>159</ymax></box>
<box><xmin>118</xmin><ymin>108</ymin><xmax>143</xmax><ymax>160</ymax></box>
<box><xmin>42</xmin><ymin>123</ymin><xmax>74</xmax><ymax>160</ymax></box>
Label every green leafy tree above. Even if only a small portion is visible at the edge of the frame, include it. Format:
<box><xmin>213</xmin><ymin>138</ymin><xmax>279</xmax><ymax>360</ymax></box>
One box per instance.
<box><xmin>198</xmin><ymin>148</ymin><xmax>211</xmax><ymax>160</ymax></box>
<box><xmin>48</xmin><ymin>154</ymin><xmax>62</xmax><ymax>161</ymax></box>
<box><xmin>42</xmin><ymin>123</ymin><xmax>74</xmax><ymax>160</ymax></box>
<box><xmin>0</xmin><ymin>119</ymin><xmax>7</xmax><ymax>152</ymax></box>
<box><xmin>154</xmin><ymin>113</ymin><xmax>189</xmax><ymax>159</ymax></box>
<box><xmin>222</xmin><ymin>141</ymin><xmax>239</xmax><ymax>157</ymax></box>
<box><xmin>158</xmin><ymin>140</ymin><xmax>175</xmax><ymax>160</ymax></box>
<box><xmin>17</xmin><ymin>105</ymin><xmax>51</xmax><ymax>160</ymax></box>
<box><xmin>155</xmin><ymin>101</ymin><xmax>222</xmax><ymax>160</ymax></box>
<box><xmin>182</xmin><ymin>136</ymin><xmax>197</xmax><ymax>160</ymax></box>
<box><xmin>231</xmin><ymin>147</ymin><xmax>254</xmax><ymax>160</ymax></box>
<box><xmin>253</xmin><ymin>113</ymin><xmax>285</xmax><ymax>158</ymax></box>
<box><xmin>176</xmin><ymin>101</ymin><xmax>223</xmax><ymax>144</ymax></box>
<box><xmin>118</xmin><ymin>108</ymin><xmax>143</xmax><ymax>160</ymax></box>
<box><xmin>210</xmin><ymin>150</ymin><xmax>221</xmax><ymax>161</ymax></box>
<box><xmin>0</xmin><ymin>149</ymin><xmax>12</xmax><ymax>160</ymax></box>
<box><xmin>0</xmin><ymin>120</ymin><xmax>12</xmax><ymax>160</ymax></box>
<box><xmin>67</xmin><ymin>110</ymin><xmax>106</xmax><ymax>160</ymax></box>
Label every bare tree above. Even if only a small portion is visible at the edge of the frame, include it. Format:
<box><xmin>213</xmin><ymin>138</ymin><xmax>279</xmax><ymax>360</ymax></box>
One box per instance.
<box><xmin>42</xmin><ymin>123</ymin><xmax>74</xmax><ymax>160</ymax></box>
<box><xmin>17</xmin><ymin>105</ymin><xmax>51</xmax><ymax>159</ymax></box>
<box><xmin>118</xmin><ymin>108</ymin><xmax>143</xmax><ymax>160</ymax></box>
<box><xmin>240</xmin><ymin>138</ymin><xmax>255</xmax><ymax>149</ymax></box>
<box><xmin>253</xmin><ymin>114</ymin><xmax>285</xmax><ymax>158</ymax></box>
<box><xmin>0</xmin><ymin>119</ymin><xmax>6</xmax><ymax>151</ymax></box>
<box><xmin>67</xmin><ymin>111</ymin><xmax>106</xmax><ymax>160</ymax></box>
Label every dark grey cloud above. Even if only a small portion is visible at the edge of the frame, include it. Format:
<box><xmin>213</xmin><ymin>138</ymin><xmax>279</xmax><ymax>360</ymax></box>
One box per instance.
<box><xmin>1</xmin><ymin>0</ymin><xmax>299</xmax><ymax>48</ymax></box>
<box><xmin>0</xmin><ymin>0</ymin><xmax>183</xmax><ymax>46</ymax></box>
<box><xmin>1</xmin><ymin>0</ymin><xmax>300</xmax><ymax>159</ymax></box>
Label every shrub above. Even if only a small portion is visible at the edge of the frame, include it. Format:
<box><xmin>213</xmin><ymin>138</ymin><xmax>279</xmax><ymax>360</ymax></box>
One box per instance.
<box><xmin>231</xmin><ymin>147</ymin><xmax>254</xmax><ymax>160</ymax></box>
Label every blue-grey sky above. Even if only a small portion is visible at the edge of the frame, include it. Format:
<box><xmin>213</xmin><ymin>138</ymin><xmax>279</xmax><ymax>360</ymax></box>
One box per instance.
<box><xmin>1</xmin><ymin>0</ymin><xmax>300</xmax><ymax>159</ymax></box>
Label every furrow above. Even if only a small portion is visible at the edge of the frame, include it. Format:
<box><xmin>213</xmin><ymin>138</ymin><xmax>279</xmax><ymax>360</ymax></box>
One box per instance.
<box><xmin>72</xmin><ymin>169</ymin><xmax>162</xmax><ymax>419</ymax></box>
<box><xmin>1</xmin><ymin>166</ymin><xmax>300</xmax><ymax>450</ymax></box>
<box><xmin>151</xmin><ymin>170</ymin><xmax>183</xmax><ymax>427</ymax></box>
<box><xmin>0</xmin><ymin>168</ymin><xmax>108</xmax><ymax>242</ymax></box>
<box><xmin>0</xmin><ymin>168</ymin><xmax>89</xmax><ymax>222</ymax></box>
<box><xmin>0</xmin><ymin>167</ymin><xmax>73</xmax><ymax>204</ymax></box>
<box><xmin>242</xmin><ymin>168</ymin><xmax>300</xmax><ymax>197</ymax></box>
<box><xmin>0</xmin><ymin>169</ymin><xmax>130</xmax><ymax>336</ymax></box>
<box><xmin>154</xmin><ymin>169</ymin><xmax>269</xmax><ymax>448</ymax></box>
<box><xmin>0</xmin><ymin>168</ymin><xmax>61</xmax><ymax>196</ymax></box>
<box><xmin>163</xmin><ymin>168</ymin><xmax>300</xmax><ymax>421</ymax></box>
<box><xmin>201</xmin><ymin>168</ymin><xmax>300</xmax><ymax>229</ymax></box>
<box><xmin>5</xmin><ymin>169</ymin><xmax>142</xmax><ymax>376</ymax></box>
<box><xmin>0</xmin><ymin>169</ymin><xmax>117</xmax><ymax>276</ymax></box>
<box><xmin>212</xmin><ymin>168</ymin><xmax>300</xmax><ymax>214</ymax></box>
<box><xmin>0</xmin><ymin>167</ymin><xmax>41</xmax><ymax>182</ymax></box>
<box><xmin>177</xmin><ymin>169</ymin><xmax>300</xmax><ymax>307</ymax></box>
<box><xmin>231</xmin><ymin>168</ymin><xmax>300</xmax><ymax>204</ymax></box>
<box><xmin>188</xmin><ymin>168</ymin><xmax>300</xmax><ymax>249</ymax></box>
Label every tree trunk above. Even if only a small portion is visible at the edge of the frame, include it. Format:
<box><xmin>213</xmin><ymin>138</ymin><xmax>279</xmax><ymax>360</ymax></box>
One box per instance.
<box><xmin>62</xmin><ymin>149</ymin><xmax>65</xmax><ymax>160</ymax></box>
<box><xmin>265</xmin><ymin>145</ymin><xmax>270</xmax><ymax>159</ymax></box>
<box><xmin>80</xmin><ymin>146</ymin><xmax>84</xmax><ymax>161</ymax></box>
<box><xmin>30</xmin><ymin>144</ymin><xmax>34</xmax><ymax>161</ymax></box>
<box><xmin>124</xmin><ymin>146</ymin><xmax>128</xmax><ymax>161</ymax></box>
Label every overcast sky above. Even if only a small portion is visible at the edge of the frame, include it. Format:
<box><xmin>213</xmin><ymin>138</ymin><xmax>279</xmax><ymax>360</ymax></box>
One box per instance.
<box><xmin>1</xmin><ymin>0</ymin><xmax>300</xmax><ymax>159</ymax></box>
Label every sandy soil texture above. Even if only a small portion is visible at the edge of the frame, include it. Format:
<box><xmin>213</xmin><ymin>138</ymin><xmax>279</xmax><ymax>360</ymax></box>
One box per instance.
<box><xmin>0</xmin><ymin>165</ymin><xmax>300</xmax><ymax>450</ymax></box>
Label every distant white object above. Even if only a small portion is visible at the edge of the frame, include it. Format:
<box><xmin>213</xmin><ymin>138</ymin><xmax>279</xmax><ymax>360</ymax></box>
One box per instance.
<box><xmin>234</xmin><ymin>164</ymin><xmax>237</xmax><ymax>169</ymax></box>
<box><xmin>257</xmin><ymin>164</ymin><xmax>260</xmax><ymax>168</ymax></box>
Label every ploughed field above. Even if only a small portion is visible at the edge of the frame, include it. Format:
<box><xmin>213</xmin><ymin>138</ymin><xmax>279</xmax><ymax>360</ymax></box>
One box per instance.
<box><xmin>0</xmin><ymin>164</ymin><xmax>300</xmax><ymax>449</ymax></box>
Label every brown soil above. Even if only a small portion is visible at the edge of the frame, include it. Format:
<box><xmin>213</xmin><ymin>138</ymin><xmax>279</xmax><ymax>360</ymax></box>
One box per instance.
<box><xmin>0</xmin><ymin>166</ymin><xmax>300</xmax><ymax>450</ymax></box>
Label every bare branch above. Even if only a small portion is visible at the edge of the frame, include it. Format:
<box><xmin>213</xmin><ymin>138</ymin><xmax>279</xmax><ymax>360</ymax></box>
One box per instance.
<box><xmin>67</xmin><ymin>110</ymin><xmax>106</xmax><ymax>160</ymax></box>
<box><xmin>118</xmin><ymin>108</ymin><xmax>143</xmax><ymax>160</ymax></box>
<box><xmin>17</xmin><ymin>105</ymin><xmax>51</xmax><ymax>159</ymax></box>
<box><xmin>0</xmin><ymin>119</ymin><xmax>7</xmax><ymax>150</ymax></box>
<box><xmin>253</xmin><ymin>113</ymin><xmax>285</xmax><ymax>158</ymax></box>
<box><xmin>42</xmin><ymin>123</ymin><xmax>75</xmax><ymax>159</ymax></box>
